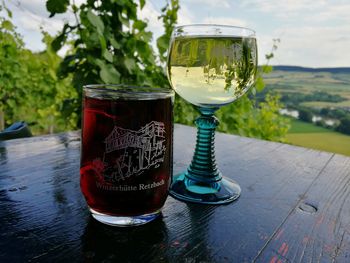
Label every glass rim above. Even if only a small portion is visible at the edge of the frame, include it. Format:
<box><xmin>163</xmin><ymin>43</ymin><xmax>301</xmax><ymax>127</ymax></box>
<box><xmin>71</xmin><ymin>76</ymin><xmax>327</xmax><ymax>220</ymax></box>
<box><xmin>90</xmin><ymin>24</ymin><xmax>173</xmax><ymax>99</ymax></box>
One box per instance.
<box><xmin>83</xmin><ymin>84</ymin><xmax>174</xmax><ymax>100</ymax></box>
<box><xmin>173</xmin><ymin>24</ymin><xmax>256</xmax><ymax>37</ymax></box>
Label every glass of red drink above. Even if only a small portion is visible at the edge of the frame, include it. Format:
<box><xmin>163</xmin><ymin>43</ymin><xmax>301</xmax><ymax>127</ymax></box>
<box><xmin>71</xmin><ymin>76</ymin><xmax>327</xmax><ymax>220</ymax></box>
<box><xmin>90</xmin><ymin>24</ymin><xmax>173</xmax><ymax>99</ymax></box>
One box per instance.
<box><xmin>80</xmin><ymin>85</ymin><xmax>174</xmax><ymax>226</ymax></box>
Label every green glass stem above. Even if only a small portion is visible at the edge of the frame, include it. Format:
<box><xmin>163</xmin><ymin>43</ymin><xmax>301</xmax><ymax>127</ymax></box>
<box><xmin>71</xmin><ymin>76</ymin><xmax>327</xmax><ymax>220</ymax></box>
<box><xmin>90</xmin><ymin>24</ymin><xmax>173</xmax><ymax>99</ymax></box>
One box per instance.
<box><xmin>170</xmin><ymin>107</ymin><xmax>241</xmax><ymax>204</ymax></box>
<box><xmin>186</xmin><ymin>107</ymin><xmax>222</xmax><ymax>184</ymax></box>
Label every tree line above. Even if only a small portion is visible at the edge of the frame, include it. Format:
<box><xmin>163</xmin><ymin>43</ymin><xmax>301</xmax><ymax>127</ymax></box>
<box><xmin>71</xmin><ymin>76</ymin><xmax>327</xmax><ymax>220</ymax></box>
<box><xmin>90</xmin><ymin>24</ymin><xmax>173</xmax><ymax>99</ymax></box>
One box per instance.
<box><xmin>299</xmin><ymin>107</ymin><xmax>350</xmax><ymax>135</ymax></box>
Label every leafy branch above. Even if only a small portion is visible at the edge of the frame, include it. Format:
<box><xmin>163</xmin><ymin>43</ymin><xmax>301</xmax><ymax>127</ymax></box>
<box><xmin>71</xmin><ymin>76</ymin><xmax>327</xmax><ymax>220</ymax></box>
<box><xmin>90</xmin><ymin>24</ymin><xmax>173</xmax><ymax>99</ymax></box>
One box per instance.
<box><xmin>46</xmin><ymin>0</ymin><xmax>180</xmax><ymax>125</ymax></box>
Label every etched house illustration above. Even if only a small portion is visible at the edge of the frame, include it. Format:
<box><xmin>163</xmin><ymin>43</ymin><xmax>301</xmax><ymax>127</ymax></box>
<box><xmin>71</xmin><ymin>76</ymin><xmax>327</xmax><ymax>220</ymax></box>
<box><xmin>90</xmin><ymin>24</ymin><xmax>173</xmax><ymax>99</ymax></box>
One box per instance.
<box><xmin>102</xmin><ymin>121</ymin><xmax>166</xmax><ymax>182</ymax></box>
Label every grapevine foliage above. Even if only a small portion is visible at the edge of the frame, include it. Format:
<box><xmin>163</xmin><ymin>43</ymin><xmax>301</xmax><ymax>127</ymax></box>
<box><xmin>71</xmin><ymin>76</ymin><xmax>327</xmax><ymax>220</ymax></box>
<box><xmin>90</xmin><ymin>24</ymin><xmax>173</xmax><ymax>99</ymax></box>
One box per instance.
<box><xmin>1</xmin><ymin>0</ymin><xmax>289</xmax><ymax>141</ymax></box>
<box><xmin>46</xmin><ymin>0</ymin><xmax>180</xmax><ymax>125</ymax></box>
<box><xmin>0</xmin><ymin>4</ymin><xmax>77</xmax><ymax>133</ymax></box>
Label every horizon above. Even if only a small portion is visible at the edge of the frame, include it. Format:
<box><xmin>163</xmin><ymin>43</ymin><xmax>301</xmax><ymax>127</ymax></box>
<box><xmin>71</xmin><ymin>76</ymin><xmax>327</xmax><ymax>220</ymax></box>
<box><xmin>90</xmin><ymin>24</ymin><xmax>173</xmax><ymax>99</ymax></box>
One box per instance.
<box><xmin>270</xmin><ymin>65</ymin><xmax>350</xmax><ymax>69</ymax></box>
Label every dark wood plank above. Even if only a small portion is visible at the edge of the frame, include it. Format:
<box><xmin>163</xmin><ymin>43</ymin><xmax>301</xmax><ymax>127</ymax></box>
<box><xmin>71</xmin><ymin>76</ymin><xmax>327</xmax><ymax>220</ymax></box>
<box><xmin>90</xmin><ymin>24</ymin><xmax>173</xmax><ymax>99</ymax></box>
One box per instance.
<box><xmin>170</xmin><ymin>125</ymin><xmax>334</xmax><ymax>262</ymax></box>
<box><xmin>256</xmin><ymin>154</ymin><xmax>350</xmax><ymax>262</ymax></box>
<box><xmin>0</xmin><ymin>125</ymin><xmax>339</xmax><ymax>262</ymax></box>
<box><xmin>0</xmin><ymin>132</ymin><xmax>85</xmax><ymax>262</ymax></box>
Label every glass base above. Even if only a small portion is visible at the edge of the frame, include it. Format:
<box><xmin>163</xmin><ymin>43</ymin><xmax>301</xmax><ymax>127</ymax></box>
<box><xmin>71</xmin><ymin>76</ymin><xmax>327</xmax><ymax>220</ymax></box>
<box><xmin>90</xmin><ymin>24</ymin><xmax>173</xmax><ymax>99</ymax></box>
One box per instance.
<box><xmin>89</xmin><ymin>208</ymin><xmax>160</xmax><ymax>227</ymax></box>
<box><xmin>169</xmin><ymin>173</ymin><xmax>241</xmax><ymax>205</ymax></box>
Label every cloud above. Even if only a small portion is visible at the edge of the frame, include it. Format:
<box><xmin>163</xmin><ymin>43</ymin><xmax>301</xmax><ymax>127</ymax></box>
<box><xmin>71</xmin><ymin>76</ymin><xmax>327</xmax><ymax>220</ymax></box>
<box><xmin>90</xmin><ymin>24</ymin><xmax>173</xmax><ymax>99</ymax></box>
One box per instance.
<box><xmin>202</xmin><ymin>17</ymin><xmax>247</xmax><ymax>27</ymax></box>
<box><xmin>305</xmin><ymin>3</ymin><xmax>350</xmax><ymax>23</ymax></box>
<box><xmin>8</xmin><ymin>0</ymin><xmax>76</xmax><ymax>33</ymax></box>
<box><xmin>16</xmin><ymin>0</ymin><xmax>85</xmax><ymax>17</ymax></box>
<box><xmin>270</xmin><ymin>24</ymin><xmax>350</xmax><ymax>67</ymax></box>
<box><xmin>138</xmin><ymin>0</ymin><xmax>194</xmax><ymax>44</ymax></box>
<box><xmin>186</xmin><ymin>0</ymin><xmax>230</xmax><ymax>8</ymax></box>
<box><xmin>236</xmin><ymin>0</ymin><xmax>350</xmax><ymax>67</ymax></box>
<box><xmin>138</xmin><ymin>2</ymin><xmax>166</xmax><ymax>54</ymax></box>
<box><xmin>14</xmin><ymin>0</ymin><xmax>49</xmax><ymax>18</ymax></box>
<box><xmin>5</xmin><ymin>0</ymin><xmax>349</xmax><ymax>67</ymax></box>
<box><xmin>138</xmin><ymin>1</ymin><xmax>161</xmax><ymax>29</ymax></box>
<box><xmin>17</xmin><ymin>10</ymin><xmax>64</xmax><ymax>34</ymax></box>
<box><xmin>177</xmin><ymin>4</ymin><xmax>194</xmax><ymax>25</ymax></box>
<box><xmin>241</xmin><ymin>0</ymin><xmax>327</xmax><ymax>13</ymax></box>
<box><xmin>240</xmin><ymin>0</ymin><xmax>350</xmax><ymax>24</ymax></box>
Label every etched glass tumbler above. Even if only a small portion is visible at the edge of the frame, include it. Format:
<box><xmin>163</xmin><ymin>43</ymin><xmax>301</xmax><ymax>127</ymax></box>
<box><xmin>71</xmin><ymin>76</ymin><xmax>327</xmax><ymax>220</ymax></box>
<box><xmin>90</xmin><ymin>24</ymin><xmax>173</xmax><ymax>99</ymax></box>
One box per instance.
<box><xmin>80</xmin><ymin>85</ymin><xmax>174</xmax><ymax>226</ymax></box>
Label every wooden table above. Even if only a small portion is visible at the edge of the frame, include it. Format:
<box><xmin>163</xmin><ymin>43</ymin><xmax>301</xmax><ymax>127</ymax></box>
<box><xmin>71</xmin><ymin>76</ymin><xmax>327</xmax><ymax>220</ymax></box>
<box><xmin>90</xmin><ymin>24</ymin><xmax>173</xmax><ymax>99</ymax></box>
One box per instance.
<box><xmin>1</xmin><ymin>124</ymin><xmax>349</xmax><ymax>262</ymax></box>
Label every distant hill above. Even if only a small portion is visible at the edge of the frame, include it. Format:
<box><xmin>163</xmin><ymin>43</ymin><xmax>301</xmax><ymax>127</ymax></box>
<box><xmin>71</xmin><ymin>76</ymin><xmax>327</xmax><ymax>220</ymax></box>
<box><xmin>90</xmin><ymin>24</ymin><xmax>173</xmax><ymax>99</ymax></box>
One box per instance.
<box><xmin>272</xmin><ymin>65</ymin><xmax>350</xmax><ymax>74</ymax></box>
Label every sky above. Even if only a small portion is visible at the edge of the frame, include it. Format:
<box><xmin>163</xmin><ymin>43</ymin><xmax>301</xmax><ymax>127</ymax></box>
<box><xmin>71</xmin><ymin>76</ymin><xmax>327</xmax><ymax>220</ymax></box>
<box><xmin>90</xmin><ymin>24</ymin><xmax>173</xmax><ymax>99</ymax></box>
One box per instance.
<box><xmin>3</xmin><ymin>0</ymin><xmax>350</xmax><ymax>68</ymax></box>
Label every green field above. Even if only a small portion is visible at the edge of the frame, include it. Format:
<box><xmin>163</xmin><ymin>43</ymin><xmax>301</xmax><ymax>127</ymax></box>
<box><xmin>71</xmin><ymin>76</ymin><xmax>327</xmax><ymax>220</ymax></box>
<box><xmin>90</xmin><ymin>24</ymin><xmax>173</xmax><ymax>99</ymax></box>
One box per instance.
<box><xmin>263</xmin><ymin>67</ymin><xmax>350</xmax><ymax>156</ymax></box>
<box><xmin>287</xmin><ymin>119</ymin><xmax>350</xmax><ymax>156</ymax></box>
<box><xmin>301</xmin><ymin>100</ymin><xmax>350</xmax><ymax>108</ymax></box>
<box><xmin>264</xmin><ymin>69</ymin><xmax>350</xmax><ymax>109</ymax></box>
<box><xmin>265</xmin><ymin>71</ymin><xmax>350</xmax><ymax>92</ymax></box>
<box><xmin>288</xmin><ymin>119</ymin><xmax>330</xmax><ymax>133</ymax></box>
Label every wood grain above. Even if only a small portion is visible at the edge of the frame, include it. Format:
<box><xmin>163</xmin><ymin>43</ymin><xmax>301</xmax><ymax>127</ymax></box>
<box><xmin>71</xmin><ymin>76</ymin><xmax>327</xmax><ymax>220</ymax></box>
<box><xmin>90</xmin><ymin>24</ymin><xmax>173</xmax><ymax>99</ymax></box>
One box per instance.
<box><xmin>171</xmin><ymin>125</ymin><xmax>333</xmax><ymax>262</ymax></box>
<box><xmin>1</xmin><ymin>124</ymin><xmax>347</xmax><ymax>262</ymax></box>
<box><xmin>256</xmin><ymin>154</ymin><xmax>350</xmax><ymax>262</ymax></box>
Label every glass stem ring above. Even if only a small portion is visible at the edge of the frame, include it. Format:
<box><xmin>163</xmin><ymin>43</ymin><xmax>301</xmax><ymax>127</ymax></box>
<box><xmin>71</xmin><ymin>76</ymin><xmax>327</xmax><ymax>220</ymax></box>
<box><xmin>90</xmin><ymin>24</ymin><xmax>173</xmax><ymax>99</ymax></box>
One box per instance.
<box><xmin>185</xmin><ymin>109</ymin><xmax>221</xmax><ymax>183</ymax></box>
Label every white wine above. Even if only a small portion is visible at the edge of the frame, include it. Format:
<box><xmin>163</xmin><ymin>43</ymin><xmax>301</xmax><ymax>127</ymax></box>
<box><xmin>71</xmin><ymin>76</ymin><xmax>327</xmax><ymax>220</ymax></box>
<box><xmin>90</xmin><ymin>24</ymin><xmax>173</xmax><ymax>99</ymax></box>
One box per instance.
<box><xmin>167</xmin><ymin>26</ymin><xmax>256</xmax><ymax>205</ymax></box>
<box><xmin>168</xmin><ymin>36</ymin><xmax>257</xmax><ymax>107</ymax></box>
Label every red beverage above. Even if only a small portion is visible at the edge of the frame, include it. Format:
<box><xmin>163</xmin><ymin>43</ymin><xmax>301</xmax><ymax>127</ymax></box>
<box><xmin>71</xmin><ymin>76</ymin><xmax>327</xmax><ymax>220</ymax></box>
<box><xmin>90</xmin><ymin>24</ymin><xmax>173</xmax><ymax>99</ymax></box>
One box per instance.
<box><xmin>80</xmin><ymin>86</ymin><xmax>173</xmax><ymax>225</ymax></box>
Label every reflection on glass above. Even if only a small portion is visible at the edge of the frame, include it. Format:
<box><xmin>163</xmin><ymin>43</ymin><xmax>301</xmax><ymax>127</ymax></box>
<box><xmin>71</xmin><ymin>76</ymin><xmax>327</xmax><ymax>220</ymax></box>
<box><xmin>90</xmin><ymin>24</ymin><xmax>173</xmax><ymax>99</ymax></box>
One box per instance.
<box><xmin>167</xmin><ymin>24</ymin><xmax>257</xmax><ymax>204</ymax></box>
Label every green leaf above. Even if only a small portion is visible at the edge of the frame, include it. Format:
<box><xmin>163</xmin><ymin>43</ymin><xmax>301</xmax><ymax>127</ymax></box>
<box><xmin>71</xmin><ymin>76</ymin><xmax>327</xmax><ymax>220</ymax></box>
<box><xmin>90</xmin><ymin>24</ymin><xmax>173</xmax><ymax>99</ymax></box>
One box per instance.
<box><xmin>72</xmin><ymin>4</ymin><xmax>78</xmax><ymax>13</ymax></box>
<box><xmin>138</xmin><ymin>31</ymin><xmax>152</xmax><ymax>42</ymax></box>
<box><xmin>51</xmin><ymin>33</ymin><xmax>66</xmax><ymax>52</ymax></box>
<box><xmin>255</xmin><ymin>76</ymin><xmax>265</xmax><ymax>92</ymax></box>
<box><xmin>157</xmin><ymin>35</ymin><xmax>169</xmax><ymax>52</ymax></box>
<box><xmin>124</xmin><ymin>57</ymin><xmax>136</xmax><ymax>73</ymax></box>
<box><xmin>2</xmin><ymin>20</ymin><xmax>13</xmax><ymax>31</ymax></box>
<box><xmin>58</xmin><ymin>54</ymin><xmax>77</xmax><ymax>77</ymax></box>
<box><xmin>265</xmin><ymin>53</ymin><xmax>274</xmax><ymax>60</ymax></box>
<box><xmin>262</xmin><ymin>65</ymin><xmax>273</xmax><ymax>74</ymax></box>
<box><xmin>7</xmin><ymin>99</ymin><xmax>16</xmax><ymax>109</ymax></box>
<box><xmin>118</xmin><ymin>13</ymin><xmax>130</xmax><ymax>27</ymax></box>
<box><xmin>87</xmin><ymin>10</ymin><xmax>104</xmax><ymax>35</ymax></box>
<box><xmin>94</xmin><ymin>59</ymin><xmax>105</xmax><ymax>69</ymax></box>
<box><xmin>112</xmin><ymin>0</ymin><xmax>127</xmax><ymax>5</ymax></box>
<box><xmin>46</xmin><ymin>0</ymin><xmax>69</xmax><ymax>17</ymax></box>
<box><xmin>84</xmin><ymin>31</ymin><xmax>99</xmax><ymax>48</ymax></box>
<box><xmin>99</xmin><ymin>35</ymin><xmax>107</xmax><ymax>52</ymax></box>
<box><xmin>103</xmin><ymin>50</ymin><xmax>114</xmax><ymax>63</ymax></box>
<box><xmin>98</xmin><ymin>62</ymin><xmax>121</xmax><ymax>84</ymax></box>
<box><xmin>48</xmin><ymin>69</ymin><xmax>57</xmax><ymax>80</ymax></box>
<box><xmin>133</xmin><ymin>20</ymin><xmax>147</xmax><ymax>31</ymax></box>
<box><xmin>110</xmin><ymin>38</ymin><xmax>121</xmax><ymax>49</ymax></box>
<box><xmin>4</xmin><ymin>5</ymin><xmax>13</xmax><ymax>18</ymax></box>
<box><xmin>139</xmin><ymin>0</ymin><xmax>146</xmax><ymax>9</ymax></box>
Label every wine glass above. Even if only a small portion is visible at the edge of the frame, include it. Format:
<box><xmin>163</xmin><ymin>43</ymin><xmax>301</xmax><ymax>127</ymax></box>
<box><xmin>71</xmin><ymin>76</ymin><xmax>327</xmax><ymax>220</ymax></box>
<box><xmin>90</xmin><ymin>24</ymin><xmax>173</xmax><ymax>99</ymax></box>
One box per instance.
<box><xmin>167</xmin><ymin>24</ymin><xmax>257</xmax><ymax>204</ymax></box>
